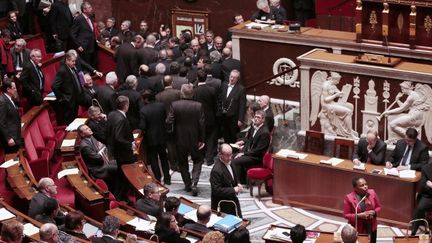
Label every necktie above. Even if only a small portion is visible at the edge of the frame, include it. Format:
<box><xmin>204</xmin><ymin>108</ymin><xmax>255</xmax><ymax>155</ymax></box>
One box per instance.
<box><xmin>71</xmin><ymin>67</ymin><xmax>82</xmax><ymax>93</ymax></box>
<box><xmin>400</xmin><ymin>145</ymin><xmax>412</xmax><ymax>166</ymax></box>
<box><xmin>85</xmin><ymin>15</ymin><xmax>94</xmax><ymax>31</ymax></box>
<box><xmin>16</xmin><ymin>53</ymin><xmax>21</xmax><ymax>67</ymax></box>
<box><xmin>35</xmin><ymin>65</ymin><xmax>44</xmax><ymax>90</ymax></box>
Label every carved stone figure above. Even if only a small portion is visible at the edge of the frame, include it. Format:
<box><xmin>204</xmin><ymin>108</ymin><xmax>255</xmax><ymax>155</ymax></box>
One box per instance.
<box><xmin>381</xmin><ymin>81</ymin><xmax>432</xmax><ymax>143</ymax></box>
<box><xmin>361</xmin><ymin>79</ymin><xmax>379</xmax><ymax>136</ymax></box>
<box><xmin>310</xmin><ymin>71</ymin><xmax>359</xmax><ymax>139</ymax></box>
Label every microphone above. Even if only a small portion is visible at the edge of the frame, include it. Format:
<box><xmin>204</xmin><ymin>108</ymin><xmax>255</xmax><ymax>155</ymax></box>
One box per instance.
<box><xmin>407</xmin><ymin>218</ymin><xmax>429</xmax><ymax>237</ymax></box>
<box><xmin>217</xmin><ymin>200</ymin><xmax>238</xmax><ymax>217</ymax></box>
<box><xmin>355</xmin><ymin>192</ymin><xmax>369</xmax><ymax>231</ymax></box>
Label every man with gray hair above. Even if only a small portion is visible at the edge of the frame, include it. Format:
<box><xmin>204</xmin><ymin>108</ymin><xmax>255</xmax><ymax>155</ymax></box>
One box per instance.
<box><xmin>136</xmin><ymin>182</ymin><xmax>163</xmax><ymax>217</ymax></box>
<box><xmin>97</xmin><ymin>71</ymin><xmax>118</xmax><ymax>114</ymax></box>
<box><xmin>92</xmin><ymin>216</ymin><xmax>121</xmax><ymax>243</ymax></box>
<box><xmin>146</xmin><ymin>63</ymin><xmax>165</xmax><ymax>93</ymax></box>
<box><xmin>19</xmin><ymin>48</ymin><xmax>44</xmax><ymax>106</ymax></box>
<box><xmin>118</xmin><ymin>75</ymin><xmax>143</xmax><ymax>129</ymax></box>
<box><xmin>136</xmin><ymin>34</ymin><xmax>158</xmax><ymax>66</ymax></box>
<box><xmin>341</xmin><ymin>224</ymin><xmax>358</xmax><ymax>243</ymax></box>
<box><xmin>10</xmin><ymin>38</ymin><xmax>30</xmax><ymax>74</ymax></box>
<box><xmin>39</xmin><ymin>223</ymin><xmax>59</xmax><ymax>243</ymax></box>
<box><xmin>167</xmin><ymin>84</ymin><xmax>205</xmax><ymax>196</ymax></box>
<box><xmin>87</xmin><ymin>105</ymin><xmax>108</xmax><ymax>144</ymax></box>
<box><xmin>29</xmin><ymin>178</ymin><xmax>64</xmax><ymax>222</ymax></box>
<box><xmin>251</xmin><ymin>0</ymin><xmax>284</xmax><ymax>24</ymax></box>
<box><xmin>118</xmin><ymin>20</ymin><xmax>136</xmax><ymax>43</ymax></box>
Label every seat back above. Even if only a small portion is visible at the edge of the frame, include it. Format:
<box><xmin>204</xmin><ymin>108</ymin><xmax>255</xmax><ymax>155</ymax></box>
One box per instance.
<box><xmin>28</xmin><ymin>122</ymin><xmax>45</xmax><ymax>150</ymax></box>
<box><xmin>24</xmin><ymin>131</ymin><xmax>38</xmax><ymax>161</ymax></box>
<box><xmin>37</xmin><ymin>109</ymin><xmax>55</xmax><ymax>138</ymax></box>
<box><xmin>41</xmin><ymin>64</ymin><xmax>57</xmax><ymax>94</ymax></box>
<box><xmin>262</xmin><ymin>152</ymin><xmax>274</xmax><ymax>170</ymax></box>
<box><xmin>334</xmin><ymin>138</ymin><xmax>355</xmax><ymax>160</ymax></box>
<box><xmin>305</xmin><ymin>130</ymin><xmax>325</xmax><ymax>155</ymax></box>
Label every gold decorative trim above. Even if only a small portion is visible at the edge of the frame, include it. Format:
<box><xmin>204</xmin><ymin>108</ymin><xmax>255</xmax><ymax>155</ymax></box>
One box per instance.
<box><xmin>370</xmin><ymin>10</ymin><xmax>378</xmax><ymax>30</ymax></box>
<box><xmin>425</xmin><ymin>15</ymin><xmax>432</xmax><ymax>37</ymax></box>
<box><xmin>397</xmin><ymin>13</ymin><xmax>404</xmax><ymax>34</ymax></box>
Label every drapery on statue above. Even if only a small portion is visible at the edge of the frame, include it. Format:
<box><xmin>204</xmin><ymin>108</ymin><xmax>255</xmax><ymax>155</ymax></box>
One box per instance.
<box><xmin>379</xmin><ymin>81</ymin><xmax>432</xmax><ymax>144</ymax></box>
<box><xmin>310</xmin><ymin>71</ymin><xmax>359</xmax><ymax>139</ymax></box>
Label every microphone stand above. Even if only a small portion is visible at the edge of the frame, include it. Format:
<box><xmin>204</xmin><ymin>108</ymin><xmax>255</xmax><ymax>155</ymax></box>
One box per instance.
<box><xmin>355</xmin><ymin>194</ymin><xmax>369</xmax><ymax>231</ymax></box>
<box><xmin>217</xmin><ymin>200</ymin><xmax>239</xmax><ymax>217</ymax></box>
<box><xmin>406</xmin><ymin>218</ymin><xmax>430</xmax><ymax>238</ymax></box>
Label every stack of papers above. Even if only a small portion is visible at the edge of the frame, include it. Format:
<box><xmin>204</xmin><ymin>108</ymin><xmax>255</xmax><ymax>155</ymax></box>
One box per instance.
<box><xmin>61</xmin><ymin>139</ymin><xmax>76</xmax><ymax>149</ymax></box>
<box><xmin>0</xmin><ymin>208</ymin><xmax>15</xmax><ymax>220</ymax></box>
<box><xmin>353</xmin><ymin>163</ymin><xmax>366</xmax><ymax>171</ymax></box>
<box><xmin>320</xmin><ymin>157</ymin><xmax>344</xmax><ymax>166</ymax></box>
<box><xmin>127</xmin><ymin>217</ymin><xmax>155</xmax><ymax>232</ymax></box>
<box><xmin>57</xmin><ymin>168</ymin><xmax>79</xmax><ymax>179</ymax></box>
<box><xmin>23</xmin><ymin>223</ymin><xmax>39</xmax><ymax>236</ymax></box>
<box><xmin>65</xmin><ymin>118</ymin><xmax>87</xmax><ymax>131</ymax></box>
<box><xmin>213</xmin><ymin>214</ymin><xmax>242</xmax><ymax>233</ymax></box>
<box><xmin>384</xmin><ymin>168</ymin><xmax>399</xmax><ymax>176</ymax></box>
<box><xmin>264</xmin><ymin>227</ymin><xmax>291</xmax><ymax>241</ymax></box>
<box><xmin>399</xmin><ymin>170</ymin><xmax>416</xmax><ymax>178</ymax></box>
<box><xmin>0</xmin><ymin>159</ymin><xmax>19</xmax><ymax>168</ymax></box>
<box><xmin>276</xmin><ymin>149</ymin><xmax>308</xmax><ymax>159</ymax></box>
<box><xmin>245</xmin><ymin>22</ymin><xmax>270</xmax><ymax>29</ymax></box>
<box><xmin>184</xmin><ymin>210</ymin><xmax>222</xmax><ymax>228</ymax></box>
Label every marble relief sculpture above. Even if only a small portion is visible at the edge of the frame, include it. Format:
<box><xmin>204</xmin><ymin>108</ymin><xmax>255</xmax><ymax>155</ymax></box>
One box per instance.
<box><xmin>361</xmin><ymin>79</ymin><xmax>380</xmax><ymax>136</ymax></box>
<box><xmin>380</xmin><ymin>81</ymin><xmax>432</xmax><ymax>144</ymax></box>
<box><xmin>310</xmin><ymin>71</ymin><xmax>359</xmax><ymax>139</ymax></box>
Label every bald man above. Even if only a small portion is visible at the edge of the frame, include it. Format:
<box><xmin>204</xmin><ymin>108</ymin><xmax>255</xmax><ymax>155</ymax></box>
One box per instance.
<box><xmin>29</xmin><ymin>178</ymin><xmax>64</xmax><ymax>225</ymax></box>
<box><xmin>184</xmin><ymin>205</ymin><xmax>213</xmax><ymax>233</ymax></box>
<box><xmin>352</xmin><ymin>130</ymin><xmax>386</xmax><ymax>165</ymax></box>
<box><xmin>210</xmin><ymin>144</ymin><xmax>243</xmax><ymax>217</ymax></box>
<box><xmin>258</xmin><ymin>95</ymin><xmax>274</xmax><ymax>132</ymax></box>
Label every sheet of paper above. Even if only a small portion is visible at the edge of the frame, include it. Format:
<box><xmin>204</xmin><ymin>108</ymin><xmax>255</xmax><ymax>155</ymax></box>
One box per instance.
<box><xmin>229</xmin><ymin>143</ymin><xmax>241</xmax><ymax>149</ymax></box>
<box><xmin>138</xmin><ymin>188</ymin><xmax>144</xmax><ymax>195</ymax></box>
<box><xmin>0</xmin><ymin>208</ymin><xmax>15</xmax><ymax>220</ymax></box>
<box><xmin>0</xmin><ymin>159</ymin><xmax>19</xmax><ymax>168</ymax></box>
<box><xmin>135</xmin><ymin>220</ymin><xmax>155</xmax><ymax>232</ymax></box>
<box><xmin>327</xmin><ymin>157</ymin><xmax>344</xmax><ymax>166</ymax></box>
<box><xmin>23</xmin><ymin>223</ymin><xmax>39</xmax><ymax>236</ymax></box>
<box><xmin>264</xmin><ymin>227</ymin><xmax>291</xmax><ymax>241</ymax></box>
<box><xmin>353</xmin><ymin>163</ymin><xmax>365</xmax><ymax>170</ymax></box>
<box><xmin>61</xmin><ymin>139</ymin><xmax>76</xmax><ymax>147</ymax></box>
<box><xmin>82</xmin><ymin>223</ymin><xmax>100</xmax><ymax>238</ymax></box>
<box><xmin>276</xmin><ymin>149</ymin><xmax>296</xmax><ymax>157</ymax></box>
<box><xmin>207</xmin><ymin>214</ymin><xmax>223</xmax><ymax>228</ymax></box>
<box><xmin>57</xmin><ymin>168</ymin><xmax>79</xmax><ymax>179</ymax></box>
<box><xmin>185</xmin><ymin>236</ymin><xmax>199</xmax><ymax>243</ymax></box>
<box><xmin>245</xmin><ymin>22</ymin><xmax>270</xmax><ymax>29</ymax></box>
<box><xmin>66</xmin><ymin>118</ymin><xmax>87</xmax><ymax>131</ymax></box>
<box><xmin>384</xmin><ymin>168</ymin><xmax>399</xmax><ymax>176</ymax></box>
<box><xmin>399</xmin><ymin>170</ymin><xmax>416</xmax><ymax>178</ymax></box>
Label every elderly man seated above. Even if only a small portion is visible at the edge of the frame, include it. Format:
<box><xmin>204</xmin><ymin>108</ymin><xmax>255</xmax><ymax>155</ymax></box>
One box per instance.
<box><xmin>183</xmin><ymin>205</ymin><xmax>213</xmax><ymax>234</ymax></box>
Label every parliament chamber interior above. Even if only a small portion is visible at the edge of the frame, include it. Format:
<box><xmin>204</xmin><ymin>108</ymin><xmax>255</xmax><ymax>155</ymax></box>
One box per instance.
<box><xmin>0</xmin><ymin>0</ymin><xmax>431</xmax><ymax>242</ymax></box>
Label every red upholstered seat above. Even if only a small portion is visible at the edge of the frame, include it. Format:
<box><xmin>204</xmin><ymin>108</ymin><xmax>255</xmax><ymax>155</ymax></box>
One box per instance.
<box><xmin>246</xmin><ymin>152</ymin><xmax>274</xmax><ymax>201</ymax></box>
<box><xmin>37</xmin><ymin>109</ymin><xmax>66</xmax><ymax>146</ymax></box>
<box><xmin>26</xmin><ymin>34</ymin><xmax>54</xmax><ymax>61</ymax></box>
<box><xmin>28</xmin><ymin>122</ymin><xmax>56</xmax><ymax>160</ymax></box>
<box><xmin>23</xmin><ymin>132</ymin><xmax>49</xmax><ymax>181</ymax></box>
<box><xmin>95</xmin><ymin>179</ymin><xmax>118</xmax><ymax>209</ymax></box>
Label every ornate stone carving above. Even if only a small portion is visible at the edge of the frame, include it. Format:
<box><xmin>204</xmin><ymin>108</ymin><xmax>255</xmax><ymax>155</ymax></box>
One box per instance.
<box><xmin>425</xmin><ymin>15</ymin><xmax>432</xmax><ymax>37</ymax></box>
<box><xmin>370</xmin><ymin>10</ymin><xmax>378</xmax><ymax>30</ymax></box>
<box><xmin>310</xmin><ymin>71</ymin><xmax>359</xmax><ymax>139</ymax></box>
<box><xmin>361</xmin><ymin>79</ymin><xmax>379</xmax><ymax>136</ymax></box>
<box><xmin>397</xmin><ymin>13</ymin><xmax>404</xmax><ymax>34</ymax></box>
<box><xmin>268</xmin><ymin>58</ymin><xmax>299</xmax><ymax>87</ymax></box>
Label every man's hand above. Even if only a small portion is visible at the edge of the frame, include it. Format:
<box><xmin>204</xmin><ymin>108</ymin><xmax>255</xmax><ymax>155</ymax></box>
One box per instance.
<box><xmin>235</xmin><ymin>152</ymin><xmax>244</xmax><ymax>159</ymax></box>
<box><xmin>235</xmin><ymin>140</ymin><xmax>244</xmax><ymax>146</ymax></box>
<box><xmin>77</xmin><ymin>46</ymin><xmax>84</xmax><ymax>52</ymax></box>
<box><xmin>352</xmin><ymin>159</ymin><xmax>361</xmax><ymax>166</ymax></box>
<box><xmin>198</xmin><ymin>142</ymin><xmax>205</xmax><ymax>150</ymax></box>
<box><xmin>95</xmin><ymin>71</ymin><xmax>103</xmax><ymax>78</ymax></box>
<box><xmin>7</xmin><ymin>138</ymin><xmax>15</xmax><ymax>146</ymax></box>
<box><xmin>426</xmin><ymin>180</ymin><xmax>432</xmax><ymax>189</ymax></box>
<box><xmin>237</xmin><ymin>120</ymin><xmax>243</xmax><ymax>127</ymax></box>
<box><xmin>385</xmin><ymin>161</ymin><xmax>393</xmax><ymax>169</ymax></box>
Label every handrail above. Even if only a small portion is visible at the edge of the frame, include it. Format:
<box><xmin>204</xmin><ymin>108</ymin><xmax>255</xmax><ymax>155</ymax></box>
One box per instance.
<box><xmin>245</xmin><ymin>65</ymin><xmax>299</xmax><ymax>90</ymax></box>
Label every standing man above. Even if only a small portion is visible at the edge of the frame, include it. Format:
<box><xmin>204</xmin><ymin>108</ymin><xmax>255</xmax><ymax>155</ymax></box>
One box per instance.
<box><xmin>106</xmin><ymin>96</ymin><xmax>135</xmax><ymax>201</ymax></box>
<box><xmin>20</xmin><ymin>48</ymin><xmax>44</xmax><ymax>106</ymax></box>
<box><xmin>411</xmin><ymin>162</ymin><xmax>432</xmax><ymax>235</ymax></box>
<box><xmin>50</xmin><ymin>0</ymin><xmax>73</xmax><ymax>51</ymax></box>
<box><xmin>51</xmin><ymin>51</ymin><xmax>82</xmax><ymax>125</ymax></box>
<box><xmin>97</xmin><ymin>71</ymin><xmax>118</xmax><ymax>115</ymax></box>
<box><xmin>10</xmin><ymin>38</ymin><xmax>30</xmax><ymax>75</ymax></box>
<box><xmin>219</xmin><ymin>69</ymin><xmax>246</xmax><ymax>143</ymax></box>
<box><xmin>117</xmin><ymin>75</ymin><xmax>143</xmax><ymax>130</ymax></box>
<box><xmin>0</xmin><ymin>80</ymin><xmax>21</xmax><ymax>153</ymax></box>
<box><xmin>114</xmin><ymin>34</ymin><xmax>144</xmax><ymax>83</ymax></box>
<box><xmin>385</xmin><ymin>128</ymin><xmax>429</xmax><ymax>171</ymax></box>
<box><xmin>70</xmin><ymin>2</ymin><xmax>97</xmax><ymax>67</ymax></box>
<box><xmin>166</xmin><ymin>84</ymin><xmax>205</xmax><ymax>196</ymax></box>
<box><xmin>352</xmin><ymin>130</ymin><xmax>386</xmax><ymax>166</ymax></box>
<box><xmin>210</xmin><ymin>144</ymin><xmax>243</xmax><ymax>217</ymax></box>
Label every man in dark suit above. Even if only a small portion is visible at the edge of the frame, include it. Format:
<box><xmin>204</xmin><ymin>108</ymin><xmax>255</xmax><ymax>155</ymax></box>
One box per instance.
<box><xmin>232</xmin><ymin>110</ymin><xmax>270</xmax><ymax>184</ymax></box>
<box><xmin>114</xmin><ymin>35</ymin><xmax>144</xmax><ymax>83</ymax></box>
<box><xmin>411</xmin><ymin>162</ymin><xmax>432</xmax><ymax>235</ymax></box>
<box><xmin>0</xmin><ymin>80</ymin><xmax>21</xmax><ymax>153</ymax></box>
<box><xmin>204</xmin><ymin>64</ymin><xmax>221</xmax><ymax>94</ymax></box>
<box><xmin>169</xmin><ymin>62</ymin><xmax>188</xmax><ymax>90</ymax></box>
<box><xmin>51</xmin><ymin>51</ymin><xmax>82</xmax><ymax>125</ymax></box>
<box><xmin>353</xmin><ymin>131</ymin><xmax>387</xmax><ymax>166</ymax></box>
<box><xmin>183</xmin><ymin>205</ymin><xmax>213</xmax><ymax>233</ymax></box>
<box><xmin>221</xmin><ymin>48</ymin><xmax>241</xmax><ymax>82</ymax></box>
<box><xmin>136</xmin><ymin>183</ymin><xmax>163</xmax><ymax>218</ymax></box>
<box><xmin>28</xmin><ymin>178</ymin><xmax>60</xmax><ymax>219</ymax></box>
<box><xmin>252</xmin><ymin>0</ymin><xmax>284</xmax><ymax>24</ymax></box>
<box><xmin>91</xmin><ymin>216</ymin><xmax>123</xmax><ymax>243</ymax></box>
<box><xmin>70</xmin><ymin>2</ymin><xmax>97</xmax><ymax>67</ymax></box>
<box><xmin>219</xmin><ymin>69</ymin><xmax>246</xmax><ymax>143</ymax></box>
<box><xmin>140</xmin><ymin>90</ymin><xmax>170</xmax><ymax>184</ymax></box>
<box><xmin>194</xmin><ymin>69</ymin><xmax>218</xmax><ymax>166</ymax></box>
<box><xmin>118</xmin><ymin>75</ymin><xmax>143</xmax><ymax>130</ymax></box>
<box><xmin>10</xmin><ymin>38</ymin><xmax>30</xmax><ymax>74</ymax></box>
<box><xmin>210</xmin><ymin>144</ymin><xmax>243</xmax><ymax>217</ymax></box>
<box><xmin>50</xmin><ymin>0</ymin><xmax>73</xmax><ymax>51</ymax></box>
<box><xmin>20</xmin><ymin>48</ymin><xmax>44</xmax><ymax>106</ymax></box>
<box><xmin>136</xmin><ymin>34</ymin><xmax>158</xmax><ymax>66</ymax></box>
<box><xmin>146</xmin><ymin>63</ymin><xmax>165</xmax><ymax>94</ymax></box>
<box><xmin>106</xmin><ymin>95</ymin><xmax>135</xmax><ymax>200</ymax></box>
<box><xmin>78</xmin><ymin>124</ymin><xmax>116</xmax><ymax>183</ymax></box>
<box><xmin>87</xmin><ymin>106</ymin><xmax>108</xmax><ymax>144</ymax></box>
<box><xmin>270</xmin><ymin>0</ymin><xmax>287</xmax><ymax>23</ymax></box>
<box><xmin>166</xmin><ymin>84</ymin><xmax>205</xmax><ymax>196</ymax></box>
<box><xmin>97</xmin><ymin>71</ymin><xmax>118</xmax><ymax>115</ymax></box>
<box><xmin>258</xmin><ymin>95</ymin><xmax>275</xmax><ymax>133</ymax></box>
<box><xmin>79</xmin><ymin>72</ymin><xmax>99</xmax><ymax>109</ymax></box>
<box><xmin>100</xmin><ymin>17</ymin><xmax>119</xmax><ymax>40</ymax></box>
<box><xmin>386</xmin><ymin>127</ymin><xmax>429</xmax><ymax>171</ymax></box>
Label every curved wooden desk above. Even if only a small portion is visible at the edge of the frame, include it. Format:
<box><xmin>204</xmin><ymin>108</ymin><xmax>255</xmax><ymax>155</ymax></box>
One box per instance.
<box><xmin>272</xmin><ymin>153</ymin><xmax>420</xmax><ymax>227</ymax></box>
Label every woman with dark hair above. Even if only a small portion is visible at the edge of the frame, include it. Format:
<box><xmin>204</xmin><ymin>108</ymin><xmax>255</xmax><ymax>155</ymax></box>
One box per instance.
<box><xmin>64</xmin><ymin>211</ymin><xmax>88</xmax><ymax>240</ymax></box>
<box><xmin>6</xmin><ymin>11</ymin><xmax>22</xmax><ymax>41</ymax></box>
<box><xmin>155</xmin><ymin>212</ymin><xmax>190</xmax><ymax>243</ymax></box>
<box><xmin>0</xmin><ymin>220</ymin><xmax>23</xmax><ymax>243</ymax></box>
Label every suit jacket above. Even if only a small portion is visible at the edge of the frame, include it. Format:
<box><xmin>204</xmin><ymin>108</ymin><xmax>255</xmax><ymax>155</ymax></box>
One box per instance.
<box><xmin>205</xmin><ymin>76</ymin><xmax>222</xmax><ymax>94</ymax></box>
<box><xmin>136</xmin><ymin>197</ymin><xmax>162</xmax><ymax>217</ymax></box>
<box><xmin>79</xmin><ymin>85</ymin><xmax>99</xmax><ymax>109</ymax></box>
<box><xmin>0</xmin><ymin>94</ymin><xmax>21</xmax><ymax>149</ymax></box>
<box><xmin>91</xmin><ymin>235</ymin><xmax>122</xmax><ymax>243</ymax></box>
<box><xmin>96</xmin><ymin>85</ymin><xmax>117</xmax><ymax>114</ymax></box>
<box><xmin>51</xmin><ymin>64</ymin><xmax>82</xmax><ymax>108</ymax></box>
<box><xmin>7</xmin><ymin>21</ymin><xmax>22</xmax><ymax>40</ymax></box>
<box><xmin>139</xmin><ymin>101</ymin><xmax>166</xmax><ymax>146</ymax></box>
<box><xmin>114</xmin><ymin>42</ymin><xmax>138</xmax><ymax>82</ymax></box>
<box><xmin>28</xmin><ymin>192</ymin><xmax>49</xmax><ymax>218</ymax></box>
<box><xmin>353</xmin><ymin>138</ymin><xmax>386</xmax><ymax>165</ymax></box>
<box><xmin>79</xmin><ymin>136</ymin><xmax>116</xmax><ymax>179</ymax></box>
<box><xmin>166</xmin><ymin>99</ymin><xmax>205</xmax><ymax>147</ymax></box>
<box><xmin>106</xmin><ymin>110</ymin><xmax>134</xmax><ymax>164</ymax></box>
<box><xmin>219</xmin><ymin>82</ymin><xmax>246</xmax><ymax>122</ymax></box>
<box><xmin>155</xmin><ymin>87</ymin><xmax>180</xmax><ymax>113</ymax></box>
<box><xmin>137</xmin><ymin>47</ymin><xmax>158</xmax><ymax>66</ymax></box>
<box><xmin>49</xmin><ymin>1</ymin><xmax>73</xmax><ymax>40</ymax></box>
<box><xmin>117</xmin><ymin>89</ymin><xmax>143</xmax><ymax>129</ymax></box>
<box><xmin>243</xmin><ymin>125</ymin><xmax>270</xmax><ymax>160</ymax></box>
<box><xmin>172</xmin><ymin>75</ymin><xmax>188</xmax><ymax>90</ymax></box>
<box><xmin>87</xmin><ymin>119</ymin><xmax>107</xmax><ymax>145</ymax></box>
<box><xmin>210</xmin><ymin>62</ymin><xmax>223</xmax><ymax>80</ymax></box>
<box><xmin>183</xmin><ymin>223</ymin><xmax>211</xmax><ymax>234</ymax></box>
<box><xmin>419</xmin><ymin>163</ymin><xmax>432</xmax><ymax>198</ymax></box>
<box><xmin>389</xmin><ymin>139</ymin><xmax>429</xmax><ymax>171</ymax></box>
<box><xmin>210</xmin><ymin>159</ymin><xmax>242</xmax><ymax>217</ymax></box>
<box><xmin>193</xmin><ymin>83</ymin><xmax>217</xmax><ymax>127</ymax></box>
<box><xmin>70</xmin><ymin>14</ymin><xmax>97</xmax><ymax>53</ymax></box>
<box><xmin>146</xmin><ymin>74</ymin><xmax>164</xmax><ymax>93</ymax></box>
<box><xmin>251</xmin><ymin>7</ymin><xmax>284</xmax><ymax>24</ymax></box>
<box><xmin>343</xmin><ymin>189</ymin><xmax>381</xmax><ymax>234</ymax></box>
<box><xmin>221</xmin><ymin>58</ymin><xmax>241</xmax><ymax>82</ymax></box>
<box><xmin>20</xmin><ymin>60</ymin><xmax>44</xmax><ymax>105</ymax></box>
<box><xmin>264</xmin><ymin>107</ymin><xmax>275</xmax><ymax>132</ymax></box>
<box><xmin>101</xmin><ymin>27</ymin><xmax>119</xmax><ymax>39</ymax></box>
<box><xmin>10</xmin><ymin>47</ymin><xmax>30</xmax><ymax>69</ymax></box>
<box><xmin>156</xmin><ymin>230</ymin><xmax>190</xmax><ymax>243</ymax></box>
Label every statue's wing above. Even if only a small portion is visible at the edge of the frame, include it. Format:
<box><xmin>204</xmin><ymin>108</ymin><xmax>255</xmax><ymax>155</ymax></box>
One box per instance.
<box><xmin>416</xmin><ymin>84</ymin><xmax>432</xmax><ymax>143</ymax></box>
<box><xmin>310</xmin><ymin>71</ymin><xmax>327</xmax><ymax>126</ymax></box>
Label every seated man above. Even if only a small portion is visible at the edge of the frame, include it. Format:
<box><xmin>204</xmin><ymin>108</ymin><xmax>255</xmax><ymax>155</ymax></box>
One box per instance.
<box><xmin>352</xmin><ymin>130</ymin><xmax>386</xmax><ymax>165</ymax></box>
<box><xmin>35</xmin><ymin>198</ymin><xmax>59</xmax><ymax>225</ymax></box>
<box><xmin>39</xmin><ymin>223</ymin><xmax>59</xmax><ymax>243</ymax></box>
<box><xmin>78</xmin><ymin>124</ymin><xmax>117</xmax><ymax>182</ymax></box>
<box><xmin>28</xmin><ymin>178</ymin><xmax>64</xmax><ymax>224</ymax></box>
<box><xmin>79</xmin><ymin>72</ymin><xmax>99</xmax><ymax>109</ymax></box>
<box><xmin>87</xmin><ymin>106</ymin><xmax>107</xmax><ymax>144</ymax></box>
<box><xmin>92</xmin><ymin>216</ymin><xmax>122</xmax><ymax>243</ymax></box>
<box><xmin>251</xmin><ymin>0</ymin><xmax>283</xmax><ymax>24</ymax></box>
<box><xmin>136</xmin><ymin>182</ymin><xmax>163</xmax><ymax>218</ymax></box>
<box><xmin>164</xmin><ymin>196</ymin><xmax>194</xmax><ymax>227</ymax></box>
<box><xmin>386</xmin><ymin>127</ymin><xmax>429</xmax><ymax>171</ymax></box>
<box><xmin>232</xmin><ymin>110</ymin><xmax>270</xmax><ymax>184</ymax></box>
<box><xmin>0</xmin><ymin>220</ymin><xmax>24</xmax><ymax>243</ymax></box>
<box><xmin>184</xmin><ymin>205</ymin><xmax>213</xmax><ymax>234</ymax></box>
<box><xmin>64</xmin><ymin>211</ymin><xmax>88</xmax><ymax>240</ymax></box>
<box><xmin>290</xmin><ymin>224</ymin><xmax>306</xmax><ymax>243</ymax></box>
<box><xmin>341</xmin><ymin>224</ymin><xmax>358</xmax><ymax>243</ymax></box>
